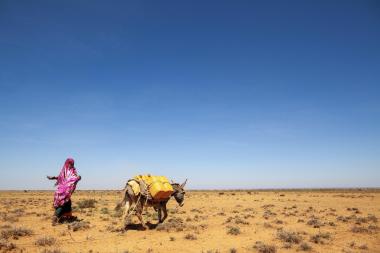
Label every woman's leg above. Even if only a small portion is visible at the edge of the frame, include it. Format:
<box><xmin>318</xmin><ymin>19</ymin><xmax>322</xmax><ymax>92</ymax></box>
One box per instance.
<box><xmin>62</xmin><ymin>200</ymin><xmax>72</xmax><ymax>214</ymax></box>
<box><xmin>53</xmin><ymin>200</ymin><xmax>72</xmax><ymax>224</ymax></box>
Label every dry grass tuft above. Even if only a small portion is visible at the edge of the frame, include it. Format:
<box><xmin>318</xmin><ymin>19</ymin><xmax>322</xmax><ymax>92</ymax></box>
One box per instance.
<box><xmin>307</xmin><ymin>217</ymin><xmax>323</xmax><ymax>228</ymax></box>
<box><xmin>253</xmin><ymin>241</ymin><xmax>276</xmax><ymax>253</ymax></box>
<box><xmin>350</xmin><ymin>225</ymin><xmax>378</xmax><ymax>234</ymax></box>
<box><xmin>1</xmin><ymin>227</ymin><xmax>33</xmax><ymax>240</ymax></box>
<box><xmin>76</xmin><ymin>199</ymin><xmax>97</xmax><ymax>209</ymax></box>
<box><xmin>227</xmin><ymin>226</ymin><xmax>241</xmax><ymax>235</ymax></box>
<box><xmin>184</xmin><ymin>233</ymin><xmax>197</xmax><ymax>240</ymax></box>
<box><xmin>68</xmin><ymin>221</ymin><xmax>90</xmax><ymax>231</ymax></box>
<box><xmin>156</xmin><ymin>217</ymin><xmax>185</xmax><ymax>232</ymax></box>
<box><xmin>299</xmin><ymin>242</ymin><xmax>312</xmax><ymax>251</ymax></box>
<box><xmin>277</xmin><ymin>229</ymin><xmax>302</xmax><ymax>244</ymax></box>
<box><xmin>35</xmin><ymin>236</ymin><xmax>56</xmax><ymax>246</ymax></box>
<box><xmin>310</xmin><ymin>232</ymin><xmax>331</xmax><ymax>244</ymax></box>
<box><xmin>0</xmin><ymin>239</ymin><xmax>17</xmax><ymax>251</ymax></box>
<box><xmin>41</xmin><ymin>249</ymin><xmax>67</xmax><ymax>253</ymax></box>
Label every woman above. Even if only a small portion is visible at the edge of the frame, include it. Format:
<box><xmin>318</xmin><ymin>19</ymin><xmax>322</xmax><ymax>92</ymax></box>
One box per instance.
<box><xmin>47</xmin><ymin>158</ymin><xmax>81</xmax><ymax>225</ymax></box>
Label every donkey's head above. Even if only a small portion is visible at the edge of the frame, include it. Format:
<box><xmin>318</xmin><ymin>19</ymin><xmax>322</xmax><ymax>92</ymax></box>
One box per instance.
<box><xmin>171</xmin><ymin>179</ymin><xmax>187</xmax><ymax>207</ymax></box>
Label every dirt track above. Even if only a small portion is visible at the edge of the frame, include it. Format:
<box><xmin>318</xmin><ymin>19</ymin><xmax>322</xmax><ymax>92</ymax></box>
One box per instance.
<box><xmin>0</xmin><ymin>190</ymin><xmax>379</xmax><ymax>253</ymax></box>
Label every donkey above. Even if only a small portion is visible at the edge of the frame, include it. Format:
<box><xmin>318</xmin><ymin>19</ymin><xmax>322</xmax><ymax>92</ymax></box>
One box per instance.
<box><xmin>115</xmin><ymin>179</ymin><xmax>187</xmax><ymax>229</ymax></box>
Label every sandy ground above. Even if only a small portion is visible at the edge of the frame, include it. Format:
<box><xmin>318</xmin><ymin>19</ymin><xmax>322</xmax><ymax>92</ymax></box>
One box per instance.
<box><xmin>0</xmin><ymin>189</ymin><xmax>379</xmax><ymax>253</ymax></box>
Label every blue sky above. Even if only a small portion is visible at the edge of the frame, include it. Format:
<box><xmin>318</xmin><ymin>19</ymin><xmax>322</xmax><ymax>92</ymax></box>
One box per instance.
<box><xmin>0</xmin><ymin>0</ymin><xmax>379</xmax><ymax>190</ymax></box>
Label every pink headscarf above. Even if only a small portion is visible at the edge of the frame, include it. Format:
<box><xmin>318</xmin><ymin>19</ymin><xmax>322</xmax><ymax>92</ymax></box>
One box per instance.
<box><xmin>53</xmin><ymin>158</ymin><xmax>81</xmax><ymax>208</ymax></box>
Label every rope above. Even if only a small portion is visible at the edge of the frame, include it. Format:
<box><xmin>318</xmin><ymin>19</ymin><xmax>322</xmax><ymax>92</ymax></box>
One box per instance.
<box><xmin>124</xmin><ymin>193</ymin><xmax>142</xmax><ymax>221</ymax></box>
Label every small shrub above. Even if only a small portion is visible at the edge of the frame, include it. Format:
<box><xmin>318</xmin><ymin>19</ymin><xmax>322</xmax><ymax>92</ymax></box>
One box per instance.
<box><xmin>0</xmin><ymin>239</ymin><xmax>16</xmax><ymax>251</ymax></box>
<box><xmin>299</xmin><ymin>242</ymin><xmax>312</xmax><ymax>251</ymax></box>
<box><xmin>263</xmin><ymin>222</ymin><xmax>273</xmax><ymax>228</ymax></box>
<box><xmin>68</xmin><ymin>221</ymin><xmax>90</xmax><ymax>231</ymax></box>
<box><xmin>307</xmin><ymin>217</ymin><xmax>322</xmax><ymax>228</ymax></box>
<box><xmin>1</xmin><ymin>227</ymin><xmax>33</xmax><ymax>239</ymax></box>
<box><xmin>253</xmin><ymin>241</ymin><xmax>276</xmax><ymax>253</ymax></box>
<box><xmin>277</xmin><ymin>230</ymin><xmax>302</xmax><ymax>244</ymax></box>
<box><xmin>227</xmin><ymin>226</ymin><xmax>241</xmax><ymax>235</ymax></box>
<box><xmin>41</xmin><ymin>250</ymin><xmax>67</xmax><ymax>253</ymax></box>
<box><xmin>351</xmin><ymin>226</ymin><xmax>369</xmax><ymax>233</ymax></box>
<box><xmin>310</xmin><ymin>232</ymin><xmax>331</xmax><ymax>244</ymax></box>
<box><xmin>156</xmin><ymin>217</ymin><xmax>185</xmax><ymax>232</ymax></box>
<box><xmin>35</xmin><ymin>236</ymin><xmax>56</xmax><ymax>246</ymax></box>
<box><xmin>229</xmin><ymin>248</ymin><xmax>237</xmax><ymax>253</ymax></box>
<box><xmin>111</xmin><ymin>209</ymin><xmax>123</xmax><ymax>218</ymax></box>
<box><xmin>76</xmin><ymin>199</ymin><xmax>97</xmax><ymax>209</ymax></box>
<box><xmin>184</xmin><ymin>233</ymin><xmax>197</xmax><ymax>240</ymax></box>
<box><xmin>235</xmin><ymin>217</ymin><xmax>249</xmax><ymax>225</ymax></box>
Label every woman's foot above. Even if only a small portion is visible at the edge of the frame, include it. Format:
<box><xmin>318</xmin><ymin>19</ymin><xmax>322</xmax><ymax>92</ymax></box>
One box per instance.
<box><xmin>52</xmin><ymin>216</ymin><xmax>59</xmax><ymax>226</ymax></box>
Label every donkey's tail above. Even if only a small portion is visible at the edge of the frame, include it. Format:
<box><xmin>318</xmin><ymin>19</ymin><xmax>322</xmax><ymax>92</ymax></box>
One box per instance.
<box><xmin>115</xmin><ymin>185</ymin><xmax>128</xmax><ymax>211</ymax></box>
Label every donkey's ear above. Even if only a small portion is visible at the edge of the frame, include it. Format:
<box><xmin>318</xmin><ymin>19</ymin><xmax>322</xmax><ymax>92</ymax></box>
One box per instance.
<box><xmin>180</xmin><ymin>179</ymin><xmax>188</xmax><ymax>188</ymax></box>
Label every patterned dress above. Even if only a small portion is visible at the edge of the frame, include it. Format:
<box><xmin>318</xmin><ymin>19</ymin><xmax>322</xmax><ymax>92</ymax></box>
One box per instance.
<box><xmin>53</xmin><ymin>158</ymin><xmax>81</xmax><ymax>208</ymax></box>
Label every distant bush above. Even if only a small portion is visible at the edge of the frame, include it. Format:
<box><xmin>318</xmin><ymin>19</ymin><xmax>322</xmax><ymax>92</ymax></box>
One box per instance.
<box><xmin>277</xmin><ymin>229</ymin><xmax>302</xmax><ymax>244</ymax></box>
<box><xmin>0</xmin><ymin>239</ymin><xmax>16</xmax><ymax>251</ymax></box>
<box><xmin>299</xmin><ymin>242</ymin><xmax>312</xmax><ymax>251</ymax></box>
<box><xmin>1</xmin><ymin>227</ymin><xmax>33</xmax><ymax>240</ymax></box>
<box><xmin>253</xmin><ymin>241</ymin><xmax>276</xmax><ymax>253</ymax></box>
<box><xmin>76</xmin><ymin>199</ymin><xmax>97</xmax><ymax>209</ymax></box>
<box><xmin>310</xmin><ymin>232</ymin><xmax>331</xmax><ymax>244</ymax></box>
<box><xmin>184</xmin><ymin>233</ymin><xmax>197</xmax><ymax>240</ymax></box>
<box><xmin>35</xmin><ymin>236</ymin><xmax>56</xmax><ymax>246</ymax></box>
<box><xmin>227</xmin><ymin>226</ymin><xmax>241</xmax><ymax>235</ymax></box>
<box><xmin>156</xmin><ymin>217</ymin><xmax>185</xmax><ymax>232</ymax></box>
<box><xmin>68</xmin><ymin>221</ymin><xmax>90</xmax><ymax>231</ymax></box>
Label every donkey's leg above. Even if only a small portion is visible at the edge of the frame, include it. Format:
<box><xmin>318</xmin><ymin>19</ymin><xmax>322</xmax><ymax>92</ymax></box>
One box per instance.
<box><xmin>161</xmin><ymin>204</ymin><xmax>168</xmax><ymax>222</ymax></box>
<box><xmin>122</xmin><ymin>200</ymin><xmax>131</xmax><ymax>228</ymax></box>
<box><xmin>157</xmin><ymin>207</ymin><xmax>162</xmax><ymax>223</ymax></box>
<box><xmin>136</xmin><ymin>202</ymin><xmax>148</xmax><ymax>229</ymax></box>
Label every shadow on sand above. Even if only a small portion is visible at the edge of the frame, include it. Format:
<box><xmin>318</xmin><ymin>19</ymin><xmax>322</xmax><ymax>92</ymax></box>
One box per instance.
<box><xmin>124</xmin><ymin>222</ymin><xmax>159</xmax><ymax>231</ymax></box>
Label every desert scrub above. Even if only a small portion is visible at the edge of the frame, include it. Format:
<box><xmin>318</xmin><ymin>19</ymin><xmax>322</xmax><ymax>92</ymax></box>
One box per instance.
<box><xmin>0</xmin><ymin>239</ymin><xmax>16</xmax><ymax>251</ymax></box>
<box><xmin>299</xmin><ymin>242</ymin><xmax>312</xmax><ymax>251</ymax></box>
<box><xmin>355</xmin><ymin>214</ymin><xmax>378</xmax><ymax>224</ymax></box>
<box><xmin>184</xmin><ymin>233</ymin><xmax>197</xmax><ymax>240</ymax></box>
<box><xmin>310</xmin><ymin>232</ymin><xmax>331</xmax><ymax>244</ymax></box>
<box><xmin>41</xmin><ymin>250</ymin><xmax>68</xmax><ymax>253</ymax></box>
<box><xmin>100</xmin><ymin>207</ymin><xmax>109</xmax><ymax>214</ymax></box>
<box><xmin>253</xmin><ymin>241</ymin><xmax>276</xmax><ymax>253</ymax></box>
<box><xmin>111</xmin><ymin>208</ymin><xmax>123</xmax><ymax>218</ymax></box>
<box><xmin>156</xmin><ymin>217</ymin><xmax>185</xmax><ymax>232</ymax></box>
<box><xmin>35</xmin><ymin>236</ymin><xmax>56</xmax><ymax>246</ymax></box>
<box><xmin>68</xmin><ymin>221</ymin><xmax>90</xmax><ymax>231</ymax></box>
<box><xmin>227</xmin><ymin>226</ymin><xmax>241</xmax><ymax>235</ymax></box>
<box><xmin>351</xmin><ymin>226</ymin><xmax>369</xmax><ymax>233</ymax></box>
<box><xmin>190</xmin><ymin>208</ymin><xmax>203</xmax><ymax>213</ymax></box>
<box><xmin>277</xmin><ymin>229</ymin><xmax>302</xmax><ymax>244</ymax></box>
<box><xmin>235</xmin><ymin>217</ymin><xmax>250</xmax><ymax>225</ymax></box>
<box><xmin>1</xmin><ymin>227</ymin><xmax>33</xmax><ymax>239</ymax></box>
<box><xmin>76</xmin><ymin>199</ymin><xmax>97</xmax><ymax>209</ymax></box>
<box><xmin>307</xmin><ymin>217</ymin><xmax>323</xmax><ymax>228</ymax></box>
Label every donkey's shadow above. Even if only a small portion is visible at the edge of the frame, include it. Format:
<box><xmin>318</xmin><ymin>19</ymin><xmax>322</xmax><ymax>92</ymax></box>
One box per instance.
<box><xmin>124</xmin><ymin>222</ymin><xmax>158</xmax><ymax>231</ymax></box>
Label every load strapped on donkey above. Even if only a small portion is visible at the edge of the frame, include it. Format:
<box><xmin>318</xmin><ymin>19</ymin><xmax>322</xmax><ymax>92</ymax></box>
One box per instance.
<box><xmin>127</xmin><ymin>174</ymin><xmax>174</xmax><ymax>202</ymax></box>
